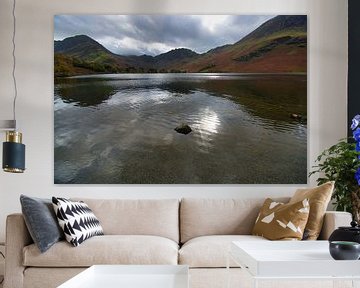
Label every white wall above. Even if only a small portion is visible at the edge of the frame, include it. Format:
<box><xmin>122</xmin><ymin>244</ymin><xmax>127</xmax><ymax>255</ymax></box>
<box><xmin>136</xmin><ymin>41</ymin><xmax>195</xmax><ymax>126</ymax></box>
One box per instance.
<box><xmin>0</xmin><ymin>0</ymin><xmax>348</xmax><ymax>242</ymax></box>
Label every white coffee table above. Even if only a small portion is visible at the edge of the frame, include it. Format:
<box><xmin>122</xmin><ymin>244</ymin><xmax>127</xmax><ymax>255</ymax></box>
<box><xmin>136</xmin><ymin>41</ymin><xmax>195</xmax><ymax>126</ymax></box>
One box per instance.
<box><xmin>58</xmin><ymin>265</ymin><xmax>189</xmax><ymax>288</ymax></box>
<box><xmin>228</xmin><ymin>241</ymin><xmax>360</xmax><ymax>288</ymax></box>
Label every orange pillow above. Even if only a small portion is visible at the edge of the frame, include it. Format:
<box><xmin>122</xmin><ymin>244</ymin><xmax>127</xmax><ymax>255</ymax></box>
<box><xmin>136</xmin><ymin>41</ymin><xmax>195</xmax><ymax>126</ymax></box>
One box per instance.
<box><xmin>252</xmin><ymin>198</ymin><xmax>310</xmax><ymax>240</ymax></box>
<box><xmin>289</xmin><ymin>181</ymin><xmax>334</xmax><ymax>240</ymax></box>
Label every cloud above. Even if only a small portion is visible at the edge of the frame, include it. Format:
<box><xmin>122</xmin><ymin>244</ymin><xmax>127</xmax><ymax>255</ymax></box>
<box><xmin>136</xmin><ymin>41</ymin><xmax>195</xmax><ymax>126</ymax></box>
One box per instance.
<box><xmin>54</xmin><ymin>15</ymin><xmax>274</xmax><ymax>56</ymax></box>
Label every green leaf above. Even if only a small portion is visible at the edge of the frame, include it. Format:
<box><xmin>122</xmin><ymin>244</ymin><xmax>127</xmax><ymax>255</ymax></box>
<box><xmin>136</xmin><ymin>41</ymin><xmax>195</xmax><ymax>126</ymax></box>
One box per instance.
<box><xmin>309</xmin><ymin>139</ymin><xmax>360</xmax><ymax>215</ymax></box>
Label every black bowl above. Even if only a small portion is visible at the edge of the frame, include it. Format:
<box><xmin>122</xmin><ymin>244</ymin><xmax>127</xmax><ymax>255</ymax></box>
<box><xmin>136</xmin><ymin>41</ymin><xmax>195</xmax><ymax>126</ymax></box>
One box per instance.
<box><xmin>329</xmin><ymin>241</ymin><xmax>360</xmax><ymax>260</ymax></box>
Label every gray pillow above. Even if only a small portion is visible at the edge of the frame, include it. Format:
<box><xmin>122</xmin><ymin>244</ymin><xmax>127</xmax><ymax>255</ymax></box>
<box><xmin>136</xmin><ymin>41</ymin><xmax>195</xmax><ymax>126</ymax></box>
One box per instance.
<box><xmin>20</xmin><ymin>195</ymin><xmax>64</xmax><ymax>253</ymax></box>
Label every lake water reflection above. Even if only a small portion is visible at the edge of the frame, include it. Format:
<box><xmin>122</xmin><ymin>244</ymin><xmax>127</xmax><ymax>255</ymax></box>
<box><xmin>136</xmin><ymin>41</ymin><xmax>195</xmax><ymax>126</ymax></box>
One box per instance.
<box><xmin>54</xmin><ymin>73</ymin><xmax>307</xmax><ymax>184</ymax></box>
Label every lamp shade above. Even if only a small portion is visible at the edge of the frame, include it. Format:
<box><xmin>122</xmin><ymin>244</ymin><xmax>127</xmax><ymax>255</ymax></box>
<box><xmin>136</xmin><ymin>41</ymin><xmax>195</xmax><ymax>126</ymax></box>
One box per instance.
<box><xmin>2</xmin><ymin>131</ymin><xmax>25</xmax><ymax>173</ymax></box>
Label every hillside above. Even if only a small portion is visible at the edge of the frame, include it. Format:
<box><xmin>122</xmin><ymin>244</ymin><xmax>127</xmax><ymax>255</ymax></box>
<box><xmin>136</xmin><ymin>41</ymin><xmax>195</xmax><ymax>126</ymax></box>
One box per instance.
<box><xmin>54</xmin><ymin>15</ymin><xmax>307</xmax><ymax>76</ymax></box>
<box><xmin>177</xmin><ymin>15</ymin><xmax>307</xmax><ymax>73</ymax></box>
<box><xmin>54</xmin><ymin>35</ymin><xmax>132</xmax><ymax>76</ymax></box>
<box><xmin>55</xmin><ymin>35</ymin><xmax>110</xmax><ymax>58</ymax></box>
<box><xmin>154</xmin><ymin>48</ymin><xmax>199</xmax><ymax>71</ymax></box>
<box><xmin>54</xmin><ymin>36</ymin><xmax>200</xmax><ymax>76</ymax></box>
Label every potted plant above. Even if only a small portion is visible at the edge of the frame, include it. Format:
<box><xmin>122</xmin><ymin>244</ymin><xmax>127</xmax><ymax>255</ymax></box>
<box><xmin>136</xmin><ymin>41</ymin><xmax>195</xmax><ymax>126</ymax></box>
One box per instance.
<box><xmin>310</xmin><ymin>115</ymin><xmax>360</xmax><ymax>222</ymax></box>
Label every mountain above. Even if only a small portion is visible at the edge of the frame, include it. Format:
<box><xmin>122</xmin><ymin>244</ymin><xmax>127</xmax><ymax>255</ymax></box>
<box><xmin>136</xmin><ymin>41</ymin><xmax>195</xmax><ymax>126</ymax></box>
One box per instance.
<box><xmin>177</xmin><ymin>15</ymin><xmax>307</xmax><ymax>73</ymax></box>
<box><xmin>240</xmin><ymin>15</ymin><xmax>307</xmax><ymax>42</ymax></box>
<box><xmin>54</xmin><ymin>35</ymin><xmax>129</xmax><ymax>76</ymax></box>
<box><xmin>54</xmin><ymin>36</ymin><xmax>200</xmax><ymax>76</ymax></box>
<box><xmin>122</xmin><ymin>48</ymin><xmax>199</xmax><ymax>73</ymax></box>
<box><xmin>154</xmin><ymin>48</ymin><xmax>199</xmax><ymax>70</ymax></box>
<box><xmin>54</xmin><ymin>15</ymin><xmax>307</xmax><ymax>77</ymax></box>
<box><xmin>54</xmin><ymin>35</ymin><xmax>111</xmax><ymax>57</ymax></box>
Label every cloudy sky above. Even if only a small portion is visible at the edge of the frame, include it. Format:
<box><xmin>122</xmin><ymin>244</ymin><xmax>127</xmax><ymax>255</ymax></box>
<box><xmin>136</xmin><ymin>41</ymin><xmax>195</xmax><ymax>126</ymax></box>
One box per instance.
<box><xmin>54</xmin><ymin>15</ymin><xmax>274</xmax><ymax>56</ymax></box>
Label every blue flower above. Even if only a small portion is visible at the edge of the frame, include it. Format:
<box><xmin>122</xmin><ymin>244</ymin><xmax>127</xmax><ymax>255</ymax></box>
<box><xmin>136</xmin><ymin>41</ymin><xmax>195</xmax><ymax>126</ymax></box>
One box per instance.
<box><xmin>352</xmin><ymin>115</ymin><xmax>360</xmax><ymax>130</ymax></box>
<box><xmin>356</xmin><ymin>168</ymin><xmax>360</xmax><ymax>186</ymax></box>
<box><xmin>351</xmin><ymin>115</ymin><xmax>360</xmax><ymax>186</ymax></box>
<box><xmin>354</xmin><ymin>128</ymin><xmax>360</xmax><ymax>142</ymax></box>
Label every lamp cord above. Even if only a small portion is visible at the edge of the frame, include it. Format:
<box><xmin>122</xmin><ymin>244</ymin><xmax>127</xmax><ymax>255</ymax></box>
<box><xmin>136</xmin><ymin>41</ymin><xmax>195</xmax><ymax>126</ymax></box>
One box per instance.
<box><xmin>11</xmin><ymin>0</ymin><xmax>17</xmax><ymax>130</ymax></box>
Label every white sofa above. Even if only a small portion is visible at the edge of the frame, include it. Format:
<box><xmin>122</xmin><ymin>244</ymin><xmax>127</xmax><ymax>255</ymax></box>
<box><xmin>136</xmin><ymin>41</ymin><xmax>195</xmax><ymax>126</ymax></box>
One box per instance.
<box><xmin>4</xmin><ymin>198</ymin><xmax>352</xmax><ymax>288</ymax></box>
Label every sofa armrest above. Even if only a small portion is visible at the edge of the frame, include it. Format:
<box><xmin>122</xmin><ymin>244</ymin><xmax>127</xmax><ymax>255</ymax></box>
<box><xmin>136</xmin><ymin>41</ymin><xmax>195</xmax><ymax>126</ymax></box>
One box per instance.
<box><xmin>318</xmin><ymin>211</ymin><xmax>352</xmax><ymax>240</ymax></box>
<box><xmin>4</xmin><ymin>214</ymin><xmax>33</xmax><ymax>288</ymax></box>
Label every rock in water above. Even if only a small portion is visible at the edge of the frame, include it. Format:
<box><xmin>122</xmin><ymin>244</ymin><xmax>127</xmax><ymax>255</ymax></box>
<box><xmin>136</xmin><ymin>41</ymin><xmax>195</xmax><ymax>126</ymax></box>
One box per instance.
<box><xmin>175</xmin><ymin>123</ymin><xmax>192</xmax><ymax>135</ymax></box>
<box><xmin>290</xmin><ymin>113</ymin><xmax>302</xmax><ymax>120</ymax></box>
<box><xmin>290</xmin><ymin>113</ymin><xmax>307</xmax><ymax>123</ymax></box>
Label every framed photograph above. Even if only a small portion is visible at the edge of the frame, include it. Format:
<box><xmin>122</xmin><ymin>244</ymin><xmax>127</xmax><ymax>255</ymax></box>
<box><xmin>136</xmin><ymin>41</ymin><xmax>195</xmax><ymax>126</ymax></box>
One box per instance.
<box><xmin>54</xmin><ymin>15</ymin><xmax>307</xmax><ymax>184</ymax></box>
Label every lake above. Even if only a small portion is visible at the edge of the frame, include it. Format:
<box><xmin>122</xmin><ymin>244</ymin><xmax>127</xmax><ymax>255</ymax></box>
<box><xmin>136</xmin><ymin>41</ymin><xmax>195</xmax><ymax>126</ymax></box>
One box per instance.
<box><xmin>54</xmin><ymin>73</ymin><xmax>307</xmax><ymax>184</ymax></box>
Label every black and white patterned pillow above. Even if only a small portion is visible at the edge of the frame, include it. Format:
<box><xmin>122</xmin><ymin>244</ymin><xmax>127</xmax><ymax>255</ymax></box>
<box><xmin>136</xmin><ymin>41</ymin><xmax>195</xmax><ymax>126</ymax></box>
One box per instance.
<box><xmin>52</xmin><ymin>197</ymin><xmax>104</xmax><ymax>247</ymax></box>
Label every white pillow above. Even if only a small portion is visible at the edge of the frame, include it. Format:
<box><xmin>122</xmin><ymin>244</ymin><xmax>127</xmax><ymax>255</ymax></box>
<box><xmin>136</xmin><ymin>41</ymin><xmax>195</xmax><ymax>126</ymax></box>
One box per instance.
<box><xmin>52</xmin><ymin>197</ymin><xmax>103</xmax><ymax>246</ymax></box>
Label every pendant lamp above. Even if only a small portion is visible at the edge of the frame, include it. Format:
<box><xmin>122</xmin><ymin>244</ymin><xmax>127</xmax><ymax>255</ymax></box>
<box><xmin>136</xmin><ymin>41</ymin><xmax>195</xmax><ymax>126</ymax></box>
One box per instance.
<box><xmin>1</xmin><ymin>0</ymin><xmax>26</xmax><ymax>173</ymax></box>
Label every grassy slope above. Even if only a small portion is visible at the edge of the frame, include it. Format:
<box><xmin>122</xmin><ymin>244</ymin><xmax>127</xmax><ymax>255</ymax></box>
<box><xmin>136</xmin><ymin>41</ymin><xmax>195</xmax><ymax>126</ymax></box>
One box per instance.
<box><xmin>176</xmin><ymin>29</ymin><xmax>307</xmax><ymax>73</ymax></box>
<box><xmin>54</xmin><ymin>52</ymin><xmax>131</xmax><ymax>77</ymax></box>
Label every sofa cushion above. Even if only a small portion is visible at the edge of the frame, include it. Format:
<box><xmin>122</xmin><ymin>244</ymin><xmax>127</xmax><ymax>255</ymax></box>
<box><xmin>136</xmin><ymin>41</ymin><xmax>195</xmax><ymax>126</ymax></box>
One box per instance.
<box><xmin>23</xmin><ymin>235</ymin><xmax>178</xmax><ymax>267</ymax></box>
<box><xmin>72</xmin><ymin>199</ymin><xmax>179</xmax><ymax>243</ymax></box>
<box><xmin>179</xmin><ymin>235</ymin><xmax>267</xmax><ymax>268</ymax></box>
<box><xmin>24</xmin><ymin>268</ymin><xmax>86</xmax><ymax>288</ymax></box>
<box><xmin>180</xmin><ymin>198</ymin><xmax>289</xmax><ymax>243</ymax></box>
